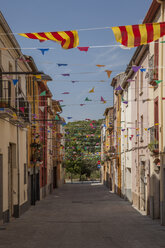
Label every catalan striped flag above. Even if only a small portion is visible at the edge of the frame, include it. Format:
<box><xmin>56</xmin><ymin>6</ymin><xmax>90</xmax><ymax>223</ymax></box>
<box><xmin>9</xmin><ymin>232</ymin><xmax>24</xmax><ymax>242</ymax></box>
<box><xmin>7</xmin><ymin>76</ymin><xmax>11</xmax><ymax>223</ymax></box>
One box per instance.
<box><xmin>112</xmin><ymin>22</ymin><xmax>165</xmax><ymax>47</ymax></box>
<box><xmin>18</xmin><ymin>30</ymin><xmax>79</xmax><ymax>49</ymax></box>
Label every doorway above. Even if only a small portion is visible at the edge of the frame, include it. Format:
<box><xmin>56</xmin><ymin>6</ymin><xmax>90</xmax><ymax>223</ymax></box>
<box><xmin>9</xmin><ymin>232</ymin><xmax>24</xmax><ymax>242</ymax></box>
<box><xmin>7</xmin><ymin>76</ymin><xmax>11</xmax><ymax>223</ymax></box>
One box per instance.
<box><xmin>8</xmin><ymin>145</ymin><xmax>14</xmax><ymax>217</ymax></box>
<box><xmin>0</xmin><ymin>154</ymin><xmax>3</xmax><ymax>221</ymax></box>
<box><xmin>53</xmin><ymin>167</ymin><xmax>57</xmax><ymax>188</ymax></box>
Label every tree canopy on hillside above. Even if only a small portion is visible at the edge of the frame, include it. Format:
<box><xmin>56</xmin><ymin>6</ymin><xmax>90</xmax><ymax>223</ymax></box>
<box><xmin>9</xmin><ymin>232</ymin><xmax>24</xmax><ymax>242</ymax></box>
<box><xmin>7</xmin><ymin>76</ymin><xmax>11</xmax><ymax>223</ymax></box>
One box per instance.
<box><xmin>64</xmin><ymin>119</ymin><xmax>103</xmax><ymax>179</ymax></box>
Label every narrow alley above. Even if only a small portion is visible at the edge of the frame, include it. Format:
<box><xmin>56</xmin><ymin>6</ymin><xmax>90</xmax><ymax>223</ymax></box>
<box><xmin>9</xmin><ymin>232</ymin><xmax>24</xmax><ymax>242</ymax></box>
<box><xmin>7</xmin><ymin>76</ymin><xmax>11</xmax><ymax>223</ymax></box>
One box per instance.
<box><xmin>0</xmin><ymin>183</ymin><xmax>165</xmax><ymax>248</ymax></box>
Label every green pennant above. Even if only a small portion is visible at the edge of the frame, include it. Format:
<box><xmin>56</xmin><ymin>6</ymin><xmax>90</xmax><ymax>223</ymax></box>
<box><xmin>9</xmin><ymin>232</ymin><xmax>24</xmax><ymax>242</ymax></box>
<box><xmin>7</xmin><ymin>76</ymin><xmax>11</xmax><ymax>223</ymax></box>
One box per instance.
<box><xmin>85</xmin><ymin>97</ymin><xmax>92</xmax><ymax>101</ymax></box>
<box><xmin>40</xmin><ymin>90</ymin><xmax>46</xmax><ymax>96</ymax></box>
<box><xmin>155</xmin><ymin>80</ymin><xmax>163</xmax><ymax>84</ymax></box>
<box><xmin>55</xmin><ymin>115</ymin><xmax>60</xmax><ymax>121</ymax></box>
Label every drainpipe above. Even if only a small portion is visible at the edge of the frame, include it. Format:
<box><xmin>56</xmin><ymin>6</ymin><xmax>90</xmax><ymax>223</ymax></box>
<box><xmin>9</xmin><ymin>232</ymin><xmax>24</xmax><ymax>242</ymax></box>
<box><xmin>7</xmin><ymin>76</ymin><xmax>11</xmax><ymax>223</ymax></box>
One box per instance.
<box><xmin>157</xmin><ymin>0</ymin><xmax>165</xmax><ymax>225</ymax></box>
<box><xmin>32</xmin><ymin>77</ymin><xmax>36</xmax><ymax>205</ymax></box>
<box><xmin>15</xmin><ymin>58</ymin><xmax>20</xmax><ymax>217</ymax></box>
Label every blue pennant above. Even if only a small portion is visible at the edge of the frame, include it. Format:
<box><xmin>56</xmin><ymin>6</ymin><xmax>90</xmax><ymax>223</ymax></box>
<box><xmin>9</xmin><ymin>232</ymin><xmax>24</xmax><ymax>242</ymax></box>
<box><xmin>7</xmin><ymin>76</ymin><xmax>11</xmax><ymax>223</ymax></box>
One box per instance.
<box><xmin>38</xmin><ymin>48</ymin><xmax>49</xmax><ymax>55</ymax></box>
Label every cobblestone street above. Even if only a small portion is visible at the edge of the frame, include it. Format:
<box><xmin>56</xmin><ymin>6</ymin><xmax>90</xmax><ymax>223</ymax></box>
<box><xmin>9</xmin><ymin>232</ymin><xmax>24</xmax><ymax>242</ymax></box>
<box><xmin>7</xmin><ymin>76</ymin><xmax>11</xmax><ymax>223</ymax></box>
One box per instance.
<box><xmin>0</xmin><ymin>183</ymin><xmax>165</xmax><ymax>248</ymax></box>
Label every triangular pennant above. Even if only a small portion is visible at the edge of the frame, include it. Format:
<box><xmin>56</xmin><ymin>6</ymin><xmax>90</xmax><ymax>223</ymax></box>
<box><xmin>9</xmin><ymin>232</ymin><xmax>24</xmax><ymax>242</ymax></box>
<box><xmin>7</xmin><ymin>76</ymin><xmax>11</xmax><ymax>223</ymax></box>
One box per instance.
<box><xmin>96</xmin><ymin>64</ymin><xmax>105</xmax><ymax>67</ymax></box>
<box><xmin>155</xmin><ymin>80</ymin><xmax>163</xmax><ymax>84</ymax></box>
<box><xmin>35</xmin><ymin>75</ymin><xmax>42</xmax><ymax>79</ymax></box>
<box><xmin>127</xmin><ymin>79</ymin><xmax>135</xmax><ymax>82</ymax></box>
<box><xmin>89</xmin><ymin>87</ymin><xmax>94</xmax><ymax>93</ymax></box>
<box><xmin>115</xmin><ymin>85</ymin><xmax>123</xmax><ymax>91</ymax></box>
<box><xmin>105</xmin><ymin>70</ymin><xmax>112</xmax><ymax>78</ymax></box>
<box><xmin>57</xmin><ymin>63</ymin><xmax>68</xmax><ymax>66</ymax></box>
<box><xmin>85</xmin><ymin>97</ymin><xmax>92</xmax><ymax>101</ymax></box>
<box><xmin>77</xmin><ymin>47</ymin><xmax>89</xmax><ymax>52</ymax></box>
<box><xmin>55</xmin><ymin>115</ymin><xmax>60</xmax><ymax>121</ymax></box>
<box><xmin>140</xmin><ymin>68</ymin><xmax>146</xmax><ymax>72</ymax></box>
<box><xmin>101</xmin><ymin>96</ymin><xmax>106</xmax><ymax>103</ymax></box>
<box><xmin>61</xmin><ymin>92</ymin><xmax>70</xmax><ymax>94</ymax></box>
<box><xmin>62</xmin><ymin>74</ymin><xmax>70</xmax><ymax>76</ymax></box>
<box><xmin>37</xmin><ymin>48</ymin><xmax>49</xmax><ymax>55</ymax></box>
<box><xmin>132</xmin><ymin>66</ymin><xmax>141</xmax><ymax>72</ymax></box>
<box><xmin>71</xmin><ymin>80</ymin><xmax>78</xmax><ymax>83</ymax></box>
<box><xmin>40</xmin><ymin>91</ymin><xmax>46</xmax><ymax>96</ymax></box>
<box><xmin>19</xmin><ymin>107</ymin><xmax>25</xmax><ymax>113</ymax></box>
<box><xmin>39</xmin><ymin>106</ymin><xmax>45</xmax><ymax>112</ymax></box>
<box><xmin>12</xmin><ymin>79</ymin><xmax>19</xmax><ymax>85</ymax></box>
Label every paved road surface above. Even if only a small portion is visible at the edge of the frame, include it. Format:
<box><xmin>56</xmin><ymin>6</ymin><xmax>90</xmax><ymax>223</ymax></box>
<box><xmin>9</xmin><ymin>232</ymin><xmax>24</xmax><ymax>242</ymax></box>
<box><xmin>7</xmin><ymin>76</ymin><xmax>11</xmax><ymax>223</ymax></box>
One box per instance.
<box><xmin>0</xmin><ymin>183</ymin><xmax>165</xmax><ymax>248</ymax></box>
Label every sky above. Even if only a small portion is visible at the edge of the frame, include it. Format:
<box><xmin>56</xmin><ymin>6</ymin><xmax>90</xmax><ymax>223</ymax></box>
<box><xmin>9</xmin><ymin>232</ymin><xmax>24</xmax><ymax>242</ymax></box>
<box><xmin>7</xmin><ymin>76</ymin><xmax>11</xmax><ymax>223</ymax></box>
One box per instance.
<box><xmin>0</xmin><ymin>0</ymin><xmax>153</xmax><ymax>122</ymax></box>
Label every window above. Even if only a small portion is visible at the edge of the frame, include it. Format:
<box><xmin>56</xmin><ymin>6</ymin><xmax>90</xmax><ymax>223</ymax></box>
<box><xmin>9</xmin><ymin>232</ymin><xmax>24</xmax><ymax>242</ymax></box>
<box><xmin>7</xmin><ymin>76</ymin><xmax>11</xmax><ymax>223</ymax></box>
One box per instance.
<box><xmin>117</xmin><ymin>95</ymin><xmax>120</xmax><ymax>111</ymax></box>
<box><xmin>8</xmin><ymin>81</ymin><xmax>11</xmax><ymax>106</ymax></box>
<box><xmin>154</xmin><ymin>97</ymin><xmax>159</xmax><ymax>144</ymax></box>
<box><xmin>154</xmin><ymin>40</ymin><xmax>159</xmax><ymax>80</ymax></box>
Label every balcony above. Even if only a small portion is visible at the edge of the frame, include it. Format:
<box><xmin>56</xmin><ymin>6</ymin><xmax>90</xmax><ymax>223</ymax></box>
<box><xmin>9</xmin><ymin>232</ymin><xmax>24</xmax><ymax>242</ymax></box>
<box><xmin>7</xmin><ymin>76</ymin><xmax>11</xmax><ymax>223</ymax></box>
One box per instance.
<box><xmin>0</xmin><ymin>97</ymin><xmax>30</xmax><ymax>127</ymax></box>
<box><xmin>148</xmin><ymin>126</ymin><xmax>159</xmax><ymax>155</ymax></box>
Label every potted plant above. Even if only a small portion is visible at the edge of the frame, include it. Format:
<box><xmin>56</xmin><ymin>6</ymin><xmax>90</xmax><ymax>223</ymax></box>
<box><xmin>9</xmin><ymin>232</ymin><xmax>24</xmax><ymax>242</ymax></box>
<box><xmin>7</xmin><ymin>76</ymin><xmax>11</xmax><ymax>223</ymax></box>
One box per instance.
<box><xmin>148</xmin><ymin>140</ymin><xmax>159</xmax><ymax>154</ymax></box>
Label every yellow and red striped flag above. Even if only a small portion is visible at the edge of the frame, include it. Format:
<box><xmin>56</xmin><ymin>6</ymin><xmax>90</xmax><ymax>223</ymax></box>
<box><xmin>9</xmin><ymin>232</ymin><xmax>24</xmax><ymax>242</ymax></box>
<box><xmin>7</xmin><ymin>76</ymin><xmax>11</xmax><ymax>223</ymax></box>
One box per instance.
<box><xmin>18</xmin><ymin>30</ymin><xmax>79</xmax><ymax>49</ymax></box>
<box><xmin>112</xmin><ymin>22</ymin><xmax>165</xmax><ymax>47</ymax></box>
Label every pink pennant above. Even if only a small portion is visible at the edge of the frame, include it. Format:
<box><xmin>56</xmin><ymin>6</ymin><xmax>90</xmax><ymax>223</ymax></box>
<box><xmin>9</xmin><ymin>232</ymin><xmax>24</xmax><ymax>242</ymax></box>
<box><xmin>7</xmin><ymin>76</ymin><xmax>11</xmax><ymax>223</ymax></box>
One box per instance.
<box><xmin>19</xmin><ymin>107</ymin><xmax>25</xmax><ymax>113</ymax></box>
<box><xmin>77</xmin><ymin>47</ymin><xmax>89</xmax><ymax>52</ymax></box>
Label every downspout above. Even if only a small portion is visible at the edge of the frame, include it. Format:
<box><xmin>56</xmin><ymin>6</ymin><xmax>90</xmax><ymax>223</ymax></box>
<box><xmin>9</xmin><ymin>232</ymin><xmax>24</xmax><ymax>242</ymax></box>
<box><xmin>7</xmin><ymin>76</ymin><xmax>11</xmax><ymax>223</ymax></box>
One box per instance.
<box><xmin>15</xmin><ymin>58</ymin><xmax>20</xmax><ymax>217</ymax></box>
<box><xmin>157</xmin><ymin>0</ymin><xmax>165</xmax><ymax>225</ymax></box>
